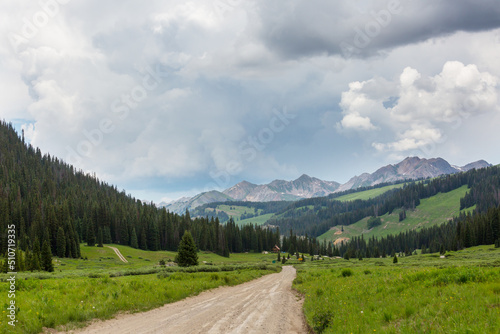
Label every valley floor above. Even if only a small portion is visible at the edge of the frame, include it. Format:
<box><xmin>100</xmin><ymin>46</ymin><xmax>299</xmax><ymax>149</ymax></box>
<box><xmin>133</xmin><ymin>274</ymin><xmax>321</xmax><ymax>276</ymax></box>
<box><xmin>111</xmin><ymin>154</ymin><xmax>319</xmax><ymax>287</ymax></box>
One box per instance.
<box><xmin>62</xmin><ymin>266</ymin><xmax>306</xmax><ymax>334</ymax></box>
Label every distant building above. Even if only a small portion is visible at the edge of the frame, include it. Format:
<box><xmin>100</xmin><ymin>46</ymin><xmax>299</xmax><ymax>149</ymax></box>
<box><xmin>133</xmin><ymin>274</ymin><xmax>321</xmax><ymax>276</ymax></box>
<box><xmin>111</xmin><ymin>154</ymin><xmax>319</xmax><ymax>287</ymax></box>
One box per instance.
<box><xmin>272</xmin><ymin>245</ymin><xmax>280</xmax><ymax>253</ymax></box>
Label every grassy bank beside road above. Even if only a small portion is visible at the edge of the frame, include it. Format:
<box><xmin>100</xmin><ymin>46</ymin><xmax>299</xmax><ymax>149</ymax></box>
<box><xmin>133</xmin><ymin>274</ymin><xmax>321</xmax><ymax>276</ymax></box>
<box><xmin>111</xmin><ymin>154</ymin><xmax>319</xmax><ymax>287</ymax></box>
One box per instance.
<box><xmin>0</xmin><ymin>244</ymin><xmax>281</xmax><ymax>334</ymax></box>
<box><xmin>294</xmin><ymin>245</ymin><xmax>500</xmax><ymax>333</ymax></box>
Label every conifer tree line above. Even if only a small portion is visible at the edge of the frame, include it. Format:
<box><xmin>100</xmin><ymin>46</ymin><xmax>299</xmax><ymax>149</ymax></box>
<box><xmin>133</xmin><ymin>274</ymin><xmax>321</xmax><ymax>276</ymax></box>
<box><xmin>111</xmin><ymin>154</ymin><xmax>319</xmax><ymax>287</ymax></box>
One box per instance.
<box><xmin>2</xmin><ymin>120</ymin><xmax>499</xmax><ymax>272</ymax></box>
<box><xmin>268</xmin><ymin>165</ymin><xmax>500</xmax><ymax>238</ymax></box>
<box><xmin>277</xmin><ymin>166</ymin><xmax>500</xmax><ymax>258</ymax></box>
<box><xmin>333</xmin><ymin>204</ymin><xmax>500</xmax><ymax>259</ymax></box>
<box><xmin>0</xmin><ymin>121</ymin><xmax>292</xmax><ymax>272</ymax></box>
<box><xmin>191</xmin><ymin>200</ymin><xmax>292</xmax><ymax>223</ymax></box>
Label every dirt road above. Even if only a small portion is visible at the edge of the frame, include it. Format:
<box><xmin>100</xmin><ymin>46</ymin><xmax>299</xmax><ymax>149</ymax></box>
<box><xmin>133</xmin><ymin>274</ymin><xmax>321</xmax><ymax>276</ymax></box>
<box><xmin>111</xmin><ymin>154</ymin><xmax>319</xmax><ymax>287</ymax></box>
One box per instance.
<box><xmin>66</xmin><ymin>266</ymin><xmax>307</xmax><ymax>334</ymax></box>
<box><xmin>105</xmin><ymin>245</ymin><xmax>128</xmax><ymax>263</ymax></box>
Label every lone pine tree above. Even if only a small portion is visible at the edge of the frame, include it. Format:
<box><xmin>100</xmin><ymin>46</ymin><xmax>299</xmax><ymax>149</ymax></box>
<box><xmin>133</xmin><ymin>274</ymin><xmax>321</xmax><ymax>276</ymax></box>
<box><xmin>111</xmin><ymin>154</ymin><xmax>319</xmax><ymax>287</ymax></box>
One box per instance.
<box><xmin>175</xmin><ymin>230</ymin><xmax>198</xmax><ymax>267</ymax></box>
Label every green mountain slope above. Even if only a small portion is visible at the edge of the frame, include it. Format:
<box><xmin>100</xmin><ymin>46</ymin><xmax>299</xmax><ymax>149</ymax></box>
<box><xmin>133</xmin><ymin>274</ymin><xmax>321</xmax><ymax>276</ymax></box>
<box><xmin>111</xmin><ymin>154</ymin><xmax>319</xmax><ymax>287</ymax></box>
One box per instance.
<box><xmin>334</xmin><ymin>183</ymin><xmax>405</xmax><ymax>202</ymax></box>
<box><xmin>318</xmin><ymin>185</ymin><xmax>475</xmax><ymax>243</ymax></box>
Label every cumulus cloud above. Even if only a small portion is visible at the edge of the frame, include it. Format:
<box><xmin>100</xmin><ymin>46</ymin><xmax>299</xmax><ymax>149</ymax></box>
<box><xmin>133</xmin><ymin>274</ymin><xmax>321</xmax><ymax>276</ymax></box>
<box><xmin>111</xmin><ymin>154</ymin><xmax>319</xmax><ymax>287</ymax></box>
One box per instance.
<box><xmin>339</xmin><ymin>61</ymin><xmax>499</xmax><ymax>154</ymax></box>
<box><xmin>1</xmin><ymin>1</ymin><xmax>500</xmax><ymax>202</ymax></box>
<box><xmin>372</xmin><ymin>126</ymin><xmax>443</xmax><ymax>152</ymax></box>
<box><xmin>340</xmin><ymin>112</ymin><xmax>376</xmax><ymax>130</ymax></box>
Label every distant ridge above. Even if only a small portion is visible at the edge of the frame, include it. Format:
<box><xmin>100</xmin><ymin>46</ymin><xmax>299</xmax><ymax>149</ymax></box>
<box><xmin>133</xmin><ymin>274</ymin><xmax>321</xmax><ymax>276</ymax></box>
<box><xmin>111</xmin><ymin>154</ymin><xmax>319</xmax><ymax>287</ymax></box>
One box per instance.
<box><xmin>161</xmin><ymin>157</ymin><xmax>491</xmax><ymax>214</ymax></box>
<box><xmin>335</xmin><ymin>157</ymin><xmax>490</xmax><ymax>192</ymax></box>
<box><xmin>162</xmin><ymin>175</ymin><xmax>341</xmax><ymax>214</ymax></box>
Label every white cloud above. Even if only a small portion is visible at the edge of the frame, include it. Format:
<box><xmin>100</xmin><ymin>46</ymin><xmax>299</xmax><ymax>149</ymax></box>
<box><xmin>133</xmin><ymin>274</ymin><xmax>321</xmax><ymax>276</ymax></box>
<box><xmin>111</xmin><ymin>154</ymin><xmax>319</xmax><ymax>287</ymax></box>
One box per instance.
<box><xmin>340</xmin><ymin>112</ymin><xmax>376</xmax><ymax>130</ymax></box>
<box><xmin>338</xmin><ymin>80</ymin><xmax>385</xmax><ymax>131</ymax></box>
<box><xmin>373</xmin><ymin>126</ymin><xmax>443</xmax><ymax>152</ymax></box>
<box><xmin>1</xmin><ymin>1</ymin><xmax>500</xmax><ymax>202</ymax></box>
<box><xmin>340</xmin><ymin>60</ymin><xmax>499</xmax><ymax>155</ymax></box>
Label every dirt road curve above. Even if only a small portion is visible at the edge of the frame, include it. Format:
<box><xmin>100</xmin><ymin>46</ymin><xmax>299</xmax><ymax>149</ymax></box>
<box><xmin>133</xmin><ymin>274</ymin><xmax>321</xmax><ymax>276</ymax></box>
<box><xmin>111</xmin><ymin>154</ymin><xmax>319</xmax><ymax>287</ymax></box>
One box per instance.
<box><xmin>105</xmin><ymin>246</ymin><xmax>128</xmax><ymax>263</ymax></box>
<box><xmin>66</xmin><ymin>266</ymin><xmax>307</xmax><ymax>334</ymax></box>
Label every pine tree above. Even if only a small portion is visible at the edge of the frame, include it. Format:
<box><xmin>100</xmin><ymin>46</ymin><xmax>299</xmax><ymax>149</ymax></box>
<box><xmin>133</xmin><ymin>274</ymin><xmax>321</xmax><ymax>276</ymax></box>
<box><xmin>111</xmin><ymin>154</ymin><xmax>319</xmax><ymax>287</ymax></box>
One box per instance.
<box><xmin>147</xmin><ymin>222</ymin><xmax>159</xmax><ymax>251</ymax></box>
<box><xmin>130</xmin><ymin>228</ymin><xmax>139</xmax><ymax>249</ymax></box>
<box><xmin>103</xmin><ymin>226</ymin><xmax>112</xmax><ymax>244</ymax></box>
<box><xmin>120</xmin><ymin>222</ymin><xmax>129</xmax><ymax>246</ymax></box>
<box><xmin>75</xmin><ymin>233</ymin><xmax>81</xmax><ymax>258</ymax></box>
<box><xmin>57</xmin><ymin>227</ymin><xmax>66</xmax><ymax>257</ymax></box>
<box><xmin>97</xmin><ymin>227</ymin><xmax>104</xmax><ymax>247</ymax></box>
<box><xmin>87</xmin><ymin>224</ymin><xmax>96</xmax><ymax>246</ymax></box>
<box><xmin>31</xmin><ymin>240</ymin><xmax>41</xmax><ymax>271</ymax></box>
<box><xmin>139</xmin><ymin>228</ymin><xmax>148</xmax><ymax>250</ymax></box>
<box><xmin>393</xmin><ymin>255</ymin><xmax>398</xmax><ymax>264</ymax></box>
<box><xmin>0</xmin><ymin>257</ymin><xmax>7</xmax><ymax>273</ymax></box>
<box><xmin>41</xmin><ymin>240</ymin><xmax>54</xmax><ymax>272</ymax></box>
<box><xmin>175</xmin><ymin>231</ymin><xmax>198</xmax><ymax>267</ymax></box>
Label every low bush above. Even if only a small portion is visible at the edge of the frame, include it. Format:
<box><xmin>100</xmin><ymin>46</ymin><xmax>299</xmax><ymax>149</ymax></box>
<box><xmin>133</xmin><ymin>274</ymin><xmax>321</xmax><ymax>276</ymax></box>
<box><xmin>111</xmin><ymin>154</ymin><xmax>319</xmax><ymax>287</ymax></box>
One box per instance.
<box><xmin>341</xmin><ymin>268</ymin><xmax>353</xmax><ymax>277</ymax></box>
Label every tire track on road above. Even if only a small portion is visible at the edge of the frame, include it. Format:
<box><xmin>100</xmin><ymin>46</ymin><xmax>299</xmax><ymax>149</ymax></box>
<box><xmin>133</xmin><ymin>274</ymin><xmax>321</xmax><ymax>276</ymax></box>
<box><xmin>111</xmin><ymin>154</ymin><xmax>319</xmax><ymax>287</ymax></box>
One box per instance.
<box><xmin>105</xmin><ymin>245</ymin><xmax>128</xmax><ymax>263</ymax></box>
<box><xmin>66</xmin><ymin>266</ymin><xmax>307</xmax><ymax>334</ymax></box>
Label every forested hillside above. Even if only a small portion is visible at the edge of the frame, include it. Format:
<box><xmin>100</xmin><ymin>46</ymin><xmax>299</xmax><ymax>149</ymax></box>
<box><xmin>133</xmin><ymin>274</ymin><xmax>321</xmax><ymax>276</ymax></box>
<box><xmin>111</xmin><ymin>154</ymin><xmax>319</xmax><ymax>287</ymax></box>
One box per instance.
<box><xmin>1</xmin><ymin>120</ymin><xmax>498</xmax><ymax>272</ymax></box>
<box><xmin>267</xmin><ymin>167</ymin><xmax>500</xmax><ymax>238</ymax></box>
<box><xmin>0</xmin><ymin>122</ymin><xmax>314</xmax><ymax>272</ymax></box>
<box><xmin>267</xmin><ymin>165</ymin><xmax>500</xmax><ymax>258</ymax></box>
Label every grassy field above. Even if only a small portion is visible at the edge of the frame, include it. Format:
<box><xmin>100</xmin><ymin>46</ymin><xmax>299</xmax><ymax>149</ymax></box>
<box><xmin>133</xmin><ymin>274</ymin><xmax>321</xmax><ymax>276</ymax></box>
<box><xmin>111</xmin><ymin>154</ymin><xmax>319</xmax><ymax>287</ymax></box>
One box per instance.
<box><xmin>51</xmin><ymin>243</ymin><xmax>281</xmax><ymax>274</ymax></box>
<box><xmin>1</xmin><ymin>241</ymin><xmax>498</xmax><ymax>333</ymax></box>
<box><xmin>334</xmin><ymin>184</ymin><xmax>406</xmax><ymax>202</ymax></box>
<box><xmin>215</xmin><ymin>205</ymin><xmax>262</xmax><ymax>219</ymax></box>
<box><xmin>0</xmin><ymin>243</ymin><xmax>281</xmax><ymax>334</ymax></box>
<box><xmin>235</xmin><ymin>213</ymin><xmax>275</xmax><ymax>226</ymax></box>
<box><xmin>319</xmin><ymin>185</ymin><xmax>473</xmax><ymax>243</ymax></box>
<box><xmin>294</xmin><ymin>245</ymin><xmax>500</xmax><ymax>333</ymax></box>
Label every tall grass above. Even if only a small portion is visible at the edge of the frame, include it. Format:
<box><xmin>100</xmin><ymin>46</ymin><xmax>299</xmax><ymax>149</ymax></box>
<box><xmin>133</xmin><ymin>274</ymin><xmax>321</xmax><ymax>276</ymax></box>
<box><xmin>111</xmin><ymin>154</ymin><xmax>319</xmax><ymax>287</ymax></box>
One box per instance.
<box><xmin>294</xmin><ymin>246</ymin><xmax>500</xmax><ymax>333</ymax></box>
<box><xmin>0</xmin><ymin>265</ymin><xmax>280</xmax><ymax>333</ymax></box>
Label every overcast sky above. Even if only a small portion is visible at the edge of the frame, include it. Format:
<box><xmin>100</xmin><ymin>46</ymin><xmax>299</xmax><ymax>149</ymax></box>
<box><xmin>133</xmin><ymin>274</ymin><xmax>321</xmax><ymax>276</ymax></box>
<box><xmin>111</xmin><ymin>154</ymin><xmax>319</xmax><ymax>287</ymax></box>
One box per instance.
<box><xmin>2</xmin><ymin>0</ymin><xmax>500</xmax><ymax>203</ymax></box>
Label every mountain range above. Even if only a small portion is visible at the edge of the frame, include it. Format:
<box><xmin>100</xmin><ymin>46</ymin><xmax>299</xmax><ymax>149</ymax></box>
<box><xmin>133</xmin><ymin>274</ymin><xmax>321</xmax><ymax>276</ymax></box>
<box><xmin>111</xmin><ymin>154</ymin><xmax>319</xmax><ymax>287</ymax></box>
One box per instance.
<box><xmin>161</xmin><ymin>157</ymin><xmax>491</xmax><ymax>214</ymax></box>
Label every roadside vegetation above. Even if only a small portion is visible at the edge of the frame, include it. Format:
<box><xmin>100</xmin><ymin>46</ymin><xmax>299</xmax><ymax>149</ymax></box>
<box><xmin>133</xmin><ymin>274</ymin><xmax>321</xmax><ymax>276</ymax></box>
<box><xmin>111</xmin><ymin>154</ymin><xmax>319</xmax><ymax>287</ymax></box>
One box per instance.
<box><xmin>293</xmin><ymin>245</ymin><xmax>500</xmax><ymax>333</ymax></box>
<box><xmin>0</xmin><ymin>245</ymin><xmax>281</xmax><ymax>334</ymax></box>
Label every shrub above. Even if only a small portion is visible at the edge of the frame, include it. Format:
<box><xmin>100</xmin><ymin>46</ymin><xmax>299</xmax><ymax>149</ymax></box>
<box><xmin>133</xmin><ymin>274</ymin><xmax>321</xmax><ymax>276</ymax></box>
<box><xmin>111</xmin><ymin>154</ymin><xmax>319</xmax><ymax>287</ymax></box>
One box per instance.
<box><xmin>313</xmin><ymin>310</ymin><xmax>334</xmax><ymax>333</ymax></box>
<box><xmin>393</xmin><ymin>255</ymin><xmax>398</xmax><ymax>264</ymax></box>
<box><xmin>367</xmin><ymin>216</ymin><xmax>382</xmax><ymax>229</ymax></box>
<box><xmin>341</xmin><ymin>269</ymin><xmax>353</xmax><ymax>277</ymax></box>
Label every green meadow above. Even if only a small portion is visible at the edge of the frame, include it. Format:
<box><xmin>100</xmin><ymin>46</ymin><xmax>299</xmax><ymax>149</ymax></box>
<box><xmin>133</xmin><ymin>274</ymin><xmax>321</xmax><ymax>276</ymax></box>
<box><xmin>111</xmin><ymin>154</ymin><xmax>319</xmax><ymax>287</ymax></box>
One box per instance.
<box><xmin>319</xmin><ymin>185</ymin><xmax>474</xmax><ymax>243</ymax></box>
<box><xmin>235</xmin><ymin>213</ymin><xmax>275</xmax><ymax>226</ymax></box>
<box><xmin>0</xmin><ymin>244</ymin><xmax>281</xmax><ymax>334</ymax></box>
<box><xmin>294</xmin><ymin>245</ymin><xmax>500</xmax><ymax>333</ymax></box>
<box><xmin>211</xmin><ymin>205</ymin><xmax>263</xmax><ymax>220</ymax></box>
<box><xmin>1</xmin><ymin>243</ymin><xmax>499</xmax><ymax>333</ymax></box>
